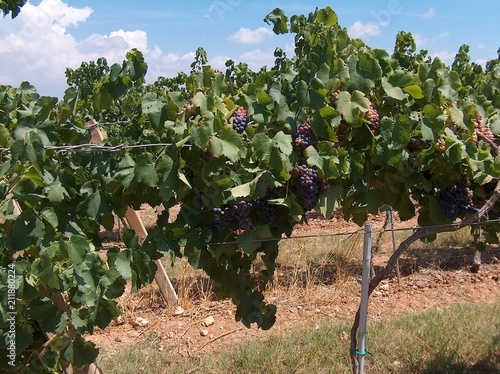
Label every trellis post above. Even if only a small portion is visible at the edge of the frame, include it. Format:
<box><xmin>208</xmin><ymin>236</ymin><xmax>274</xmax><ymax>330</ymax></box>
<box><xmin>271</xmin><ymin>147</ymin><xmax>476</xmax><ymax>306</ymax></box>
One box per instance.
<box><xmin>86</xmin><ymin>120</ymin><xmax>178</xmax><ymax>306</ymax></box>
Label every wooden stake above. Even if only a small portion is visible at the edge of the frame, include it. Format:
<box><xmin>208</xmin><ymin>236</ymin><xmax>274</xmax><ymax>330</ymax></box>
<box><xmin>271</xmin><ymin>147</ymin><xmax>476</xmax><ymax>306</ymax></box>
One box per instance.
<box><xmin>88</xmin><ymin>124</ymin><xmax>177</xmax><ymax>306</ymax></box>
<box><xmin>124</xmin><ymin>207</ymin><xmax>178</xmax><ymax>306</ymax></box>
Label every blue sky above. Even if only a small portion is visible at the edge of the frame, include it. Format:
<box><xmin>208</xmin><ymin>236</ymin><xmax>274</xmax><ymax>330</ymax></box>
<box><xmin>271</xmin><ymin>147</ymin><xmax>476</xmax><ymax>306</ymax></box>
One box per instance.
<box><xmin>0</xmin><ymin>0</ymin><xmax>498</xmax><ymax>98</ymax></box>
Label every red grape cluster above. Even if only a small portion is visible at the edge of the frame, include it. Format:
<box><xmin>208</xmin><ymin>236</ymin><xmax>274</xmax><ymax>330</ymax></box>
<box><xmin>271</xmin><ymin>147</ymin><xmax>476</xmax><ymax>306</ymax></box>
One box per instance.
<box><xmin>178</xmin><ymin>100</ymin><xmax>197</xmax><ymax>120</ymax></box>
<box><xmin>328</xmin><ymin>89</ymin><xmax>342</xmax><ymax>104</ymax></box>
<box><xmin>436</xmin><ymin>138</ymin><xmax>446</xmax><ymax>153</ymax></box>
<box><xmin>365</xmin><ymin>106</ymin><xmax>380</xmax><ymax>131</ymax></box>
<box><xmin>473</xmin><ymin>115</ymin><xmax>494</xmax><ymax>142</ymax></box>
<box><xmin>293</xmin><ymin>123</ymin><xmax>312</xmax><ymax>150</ymax></box>
<box><xmin>232</xmin><ymin>107</ymin><xmax>248</xmax><ymax>133</ymax></box>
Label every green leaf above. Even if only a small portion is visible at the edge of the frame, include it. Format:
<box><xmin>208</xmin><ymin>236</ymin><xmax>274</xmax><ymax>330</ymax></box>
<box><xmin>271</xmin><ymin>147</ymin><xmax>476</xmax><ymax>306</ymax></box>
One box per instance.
<box><xmin>68</xmin><ymin>235</ymin><xmax>91</xmax><ymax>264</ymax></box>
<box><xmin>93</xmin><ymin>297</ymin><xmax>121</xmax><ymax>329</ymax></box>
<box><xmin>126</xmin><ymin>48</ymin><xmax>148</xmax><ymax>83</ymax></box>
<box><xmin>142</xmin><ymin>93</ymin><xmax>167</xmax><ymax>130</ymax></box>
<box><xmin>61</xmin><ymin>334</ymin><xmax>99</xmax><ymax>369</ymax></box>
<box><xmin>83</xmin><ymin>190</ymin><xmax>113</xmax><ymax>221</ymax></box>
<box><xmin>210</xmin><ymin>127</ymin><xmax>247</xmax><ymax>162</ymax></box>
<box><xmin>32</xmin><ymin>254</ymin><xmax>60</xmax><ymax>290</ymax></box>
<box><xmin>16</xmin><ymin>321</ymin><xmax>35</xmax><ymax>353</ymax></box>
<box><xmin>230</xmin><ymin>172</ymin><xmax>264</xmax><ymax>198</ymax></box>
<box><xmin>44</xmin><ymin>179</ymin><xmax>70</xmax><ymax>203</ymax></box>
<box><xmin>318</xmin><ymin>184</ymin><xmax>343</xmax><ymax>218</ymax></box>
<box><xmin>106</xmin><ymin>247</ymin><xmax>132</xmax><ymax>280</ymax></box>
<box><xmin>237</xmin><ymin>225</ymin><xmax>274</xmax><ymax>256</ymax></box>
<box><xmin>264</xmin><ymin>8</ymin><xmax>289</xmax><ymax>34</ymax></box>
<box><xmin>421</xmin><ymin>104</ymin><xmax>444</xmax><ymax>142</ymax></box>
<box><xmin>382</xmin><ymin>77</ymin><xmax>406</xmax><ymax>100</ymax></box>
<box><xmin>296</xmin><ymin>80</ymin><xmax>310</xmax><ymax>107</ymax></box>
<box><xmin>488</xmin><ymin>114</ymin><xmax>500</xmax><ymax>136</ymax></box>
<box><xmin>28</xmin><ymin>298</ymin><xmax>67</xmax><ymax>334</ymax></box>
<box><xmin>134</xmin><ymin>153</ymin><xmax>158</xmax><ymax>187</ymax></box>
<box><xmin>315</xmin><ymin>6</ymin><xmax>338</xmax><ymax>26</ymax></box>
<box><xmin>191</xmin><ymin>122</ymin><xmax>212</xmax><ymax>149</ymax></box>
<box><xmin>403</xmin><ymin>84</ymin><xmax>424</xmax><ymax>99</ymax></box>
<box><xmin>116</xmin><ymin>155</ymin><xmax>136</xmax><ymax>188</ymax></box>
<box><xmin>336</xmin><ymin>90</ymin><xmax>370</xmax><ymax>126</ymax></box>
<box><xmin>40</xmin><ymin>207</ymin><xmax>58</xmax><ymax>229</ymax></box>
<box><xmin>101</xmin><ymin>268</ymin><xmax>127</xmax><ymax>299</ymax></box>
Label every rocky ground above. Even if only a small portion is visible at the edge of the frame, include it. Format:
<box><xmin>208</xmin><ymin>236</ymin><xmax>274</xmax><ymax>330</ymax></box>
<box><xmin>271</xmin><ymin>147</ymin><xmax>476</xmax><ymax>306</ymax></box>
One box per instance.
<box><xmin>87</xmin><ymin>211</ymin><xmax>500</xmax><ymax>360</ymax></box>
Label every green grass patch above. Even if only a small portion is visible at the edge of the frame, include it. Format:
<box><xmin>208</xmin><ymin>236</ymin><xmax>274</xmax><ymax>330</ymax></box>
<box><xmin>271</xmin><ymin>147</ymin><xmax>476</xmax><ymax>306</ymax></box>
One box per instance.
<box><xmin>99</xmin><ymin>301</ymin><xmax>500</xmax><ymax>373</ymax></box>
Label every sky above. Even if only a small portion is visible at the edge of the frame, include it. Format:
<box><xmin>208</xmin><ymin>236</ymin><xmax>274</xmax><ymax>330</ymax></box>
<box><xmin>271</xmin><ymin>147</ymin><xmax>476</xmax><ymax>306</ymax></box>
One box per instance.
<box><xmin>0</xmin><ymin>0</ymin><xmax>498</xmax><ymax>98</ymax></box>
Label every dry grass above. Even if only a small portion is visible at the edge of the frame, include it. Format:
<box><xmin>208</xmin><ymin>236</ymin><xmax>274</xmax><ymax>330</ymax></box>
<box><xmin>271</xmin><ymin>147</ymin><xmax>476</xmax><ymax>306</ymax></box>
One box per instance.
<box><xmin>114</xmin><ymin>206</ymin><xmax>481</xmax><ymax>312</ymax></box>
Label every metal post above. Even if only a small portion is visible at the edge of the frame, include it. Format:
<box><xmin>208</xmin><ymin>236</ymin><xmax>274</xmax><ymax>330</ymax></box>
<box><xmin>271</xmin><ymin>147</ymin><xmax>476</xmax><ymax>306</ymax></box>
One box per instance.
<box><xmin>389</xmin><ymin>209</ymin><xmax>401</xmax><ymax>283</ymax></box>
<box><xmin>358</xmin><ymin>223</ymin><xmax>372</xmax><ymax>374</ymax></box>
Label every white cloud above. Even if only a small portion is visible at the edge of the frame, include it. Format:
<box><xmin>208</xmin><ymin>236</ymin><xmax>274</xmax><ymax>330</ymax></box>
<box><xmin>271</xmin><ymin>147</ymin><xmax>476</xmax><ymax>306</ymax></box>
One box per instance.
<box><xmin>0</xmin><ymin>0</ymin><xmax>196</xmax><ymax>97</ymax></box>
<box><xmin>209</xmin><ymin>55</ymin><xmax>231</xmax><ymax>72</ymax></box>
<box><xmin>228</xmin><ymin>27</ymin><xmax>274</xmax><ymax>44</ymax></box>
<box><xmin>238</xmin><ymin>49</ymin><xmax>275</xmax><ymax>70</ymax></box>
<box><xmin>109</xmin><ymin>30</ymin><xmax>148</xmax><ymax>52</ymax></box>
<box><xmin>412</xmin><ymin>34</ymin><xmax>428</xmax><ymax>50</ymax></box>
<box><xmin>422</xmin><ymin>8</ymin><xmax>436</xmax><ymax>19</ymax></box>
<box><xmin>348</xmin><ymin>21</ymin><xmax>381</xmax><ymax>39</ymax></box>
<box><xmin>432</xmin><ymin>50</ymin><xmax>456</xmax><ymax>63</ymax></box>
<box><xmin>0</xmin><ymin>0</ymin><xmax>94</xmax><ymax>96</ymax></box>
<box><xmin>475</xmin><ymin>59</ymin><xmax>487</xmax><ymax>67</ymax></box>
<box><xmin>413</xmin><ymin>32</ymin><xmax>449</xmax><ymax>50</ymax></box>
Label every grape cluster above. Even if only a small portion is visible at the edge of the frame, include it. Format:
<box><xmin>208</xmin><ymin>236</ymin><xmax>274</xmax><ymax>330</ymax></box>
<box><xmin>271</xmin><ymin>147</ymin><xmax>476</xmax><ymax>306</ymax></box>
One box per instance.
<box><xmin>211</xmin><ymin>206</ymin><xmax>233</xmax><ymax>230</ymax></box>
<box><xmin>328</xmin><ymin>89</ymin><xmax>342</xmax><ymax>104</ymax></box>
<box><xmin>210</xmin><ymin>200</ymin><xmax>253</xmax><ymax>231</ymax></box>
<box><xmin>440</xmin><ymin>185</ymin><xmax>473</xmax><ymax>222</ymax></box>
<box><xmin>256</xmin><ymin>187</ymin><xmax>286</xmax><ymax>223</ymax></box>
<box><xmin>365</xmin><ymin>106</ymin><xmax>380</xmax><ymax>131</ymax></box>
<box><xmin>292</xmin><ymin>164</ymin><xmax>327</xmax><ymax>212</ymax></box>
<box><xmin>229</xmin><ymin>200</ymin><xmax>253</xmax><ymax>230</ymax></box>
<box><xmin>473</xmin><ymin>115</ymin><xmax>494</xmax><ymax>142</ymax></box>
<box><xmin>232</xmin><ymin>107</ymin><xmax>248</xmax><ymax>133</ymax></box>
<box><xmin>178</xmin><ymin>100</ymin><xmax>197</xmax><ymax>120</ymax></box>
<box><xmin>293</xmin><ymin>123</ymin><xmax>312</xmax><ymax>150</ymax></box>
<box><xmin>435</xmin><ymin>138</ymin><xmax>446</xmax><ymax>153</ymax></box>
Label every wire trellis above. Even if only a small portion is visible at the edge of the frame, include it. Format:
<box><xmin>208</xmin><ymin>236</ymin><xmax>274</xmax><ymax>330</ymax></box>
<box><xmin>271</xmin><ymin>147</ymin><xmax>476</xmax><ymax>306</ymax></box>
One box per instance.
<box><xmin>206</xmin><ymin>218</ymin><xmax>500</xmax><ymax>247</ymax></box>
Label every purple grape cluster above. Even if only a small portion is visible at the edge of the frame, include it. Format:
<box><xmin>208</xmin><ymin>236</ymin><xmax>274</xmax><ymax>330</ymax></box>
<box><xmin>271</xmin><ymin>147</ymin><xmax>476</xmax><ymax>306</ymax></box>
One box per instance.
<box><xmin>232</xmin><ymin>107</ymin><xmax>248</xmax><ymax>133</ymax></box>
<box><xmin>256</xmin><ymin>187</ymin><xmax>286</xmax><ymax>223</ymax></box>
<box><xmin>292</xmin><ymin>164</ymin><xmax>327</xmax><ymax>212</ymax></box>
<box><xmin>229</xmin><ymin>200</ymin><xmax>253</xmax><ymax>230</ymax></box>
<box><xmin>210</xmin><ymin>200</ymin><xmax>253</xmax><ymax>231</ymax></box>
<box><xmin>440</xmin><ymin>185</ymin><xmax>473</xmax><ymax>222</ymax></box>
<box><xmin>211</xmin><ymin>206</ymin><xmax>233</xmax><ymax>230</ymax></box>
<box><xmin>293</xmin><ymin>123</ymin><xmax>312</xmax><ymax>150</ymax></box>
<box><xmin>365</xmin><ymin>106</ymin><xmax>380</xmax><ymax>131</ymax></box>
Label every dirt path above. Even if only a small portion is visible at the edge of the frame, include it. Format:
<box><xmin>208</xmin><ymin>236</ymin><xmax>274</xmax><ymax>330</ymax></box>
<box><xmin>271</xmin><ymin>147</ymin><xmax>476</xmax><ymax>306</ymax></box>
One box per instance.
<box><xmin>87</xmin><ymin>212</ymin><xmax>500</xmax><ymax>360</ymax></box>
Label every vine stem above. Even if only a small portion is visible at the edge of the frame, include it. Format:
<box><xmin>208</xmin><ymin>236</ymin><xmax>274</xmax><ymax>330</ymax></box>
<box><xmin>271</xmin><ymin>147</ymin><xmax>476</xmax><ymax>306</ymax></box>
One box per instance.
<box><xmin>349</xmin><ymin>179</ymin><xmax>500</xmax><ymax>374</ymax></box>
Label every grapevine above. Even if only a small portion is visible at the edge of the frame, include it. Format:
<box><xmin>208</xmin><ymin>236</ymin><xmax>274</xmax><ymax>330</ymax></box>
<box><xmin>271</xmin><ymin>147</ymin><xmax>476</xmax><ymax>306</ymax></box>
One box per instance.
<box><xmin>0</xmin><ymin>4</ymin><xmax>499</xmax><ymax>372</ymax></box>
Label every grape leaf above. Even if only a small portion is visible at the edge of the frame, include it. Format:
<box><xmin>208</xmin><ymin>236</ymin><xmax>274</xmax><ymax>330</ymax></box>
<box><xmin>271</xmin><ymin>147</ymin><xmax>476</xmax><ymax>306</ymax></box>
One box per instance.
<box><xmin>61</xmin><ymin>334</ymin><xmax>99</xmax><ymax>369</ymax></box>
